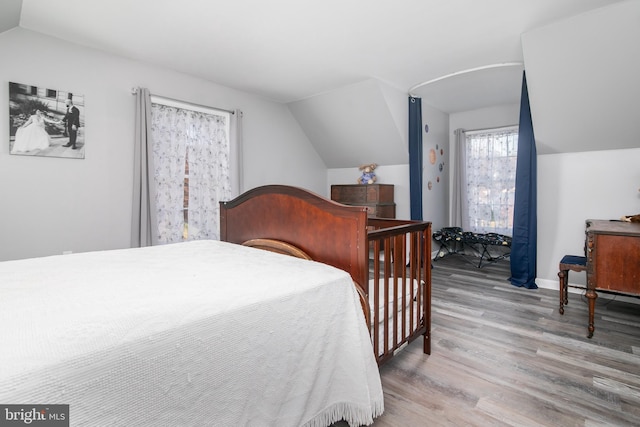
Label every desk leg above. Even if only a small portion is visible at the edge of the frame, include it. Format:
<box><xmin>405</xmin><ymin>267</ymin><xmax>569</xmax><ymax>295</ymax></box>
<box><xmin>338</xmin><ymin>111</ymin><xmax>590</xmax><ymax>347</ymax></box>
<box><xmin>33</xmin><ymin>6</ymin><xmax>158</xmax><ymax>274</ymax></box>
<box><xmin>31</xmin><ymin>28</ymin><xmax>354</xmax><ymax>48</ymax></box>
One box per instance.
<box><xmin>558</xmin><ymin>270</ymin><xmax>567</xmax><ymax>315</ymax></box>
<box><xmin>586</xmin><ymin>288</ymin><xmax>597</xmax><ymax>338</ymax></box>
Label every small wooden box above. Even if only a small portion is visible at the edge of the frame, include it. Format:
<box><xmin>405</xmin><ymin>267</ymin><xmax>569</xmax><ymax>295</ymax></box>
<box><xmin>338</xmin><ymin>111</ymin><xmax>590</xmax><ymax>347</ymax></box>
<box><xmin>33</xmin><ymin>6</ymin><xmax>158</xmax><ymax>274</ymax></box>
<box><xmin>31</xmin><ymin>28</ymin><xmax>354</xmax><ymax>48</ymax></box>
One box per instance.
<box><xmin>331</xmin><ymin>184</ymin><xmax>395</xmax><ymax>218</ymax></box>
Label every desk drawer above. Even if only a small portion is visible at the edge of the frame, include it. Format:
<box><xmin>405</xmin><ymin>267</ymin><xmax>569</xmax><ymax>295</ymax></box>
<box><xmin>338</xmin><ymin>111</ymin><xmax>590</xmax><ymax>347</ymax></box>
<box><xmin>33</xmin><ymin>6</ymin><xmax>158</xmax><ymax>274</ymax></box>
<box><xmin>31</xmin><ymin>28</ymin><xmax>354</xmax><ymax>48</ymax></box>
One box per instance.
<box><xmin>592</xmin><ymin>234</ymin><xmax>640</xmax><ymax>295</ymax></box>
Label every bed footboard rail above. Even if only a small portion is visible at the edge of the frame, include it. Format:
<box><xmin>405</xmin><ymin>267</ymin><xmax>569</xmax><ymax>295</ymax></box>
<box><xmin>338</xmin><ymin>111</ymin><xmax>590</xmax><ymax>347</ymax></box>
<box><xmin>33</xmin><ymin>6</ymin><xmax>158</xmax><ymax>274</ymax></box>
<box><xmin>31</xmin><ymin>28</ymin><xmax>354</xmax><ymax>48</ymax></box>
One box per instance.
<box><xmin>367</xmin><ymin>219</ymin><xmax>432</xmax><ymax>365</ymax></box>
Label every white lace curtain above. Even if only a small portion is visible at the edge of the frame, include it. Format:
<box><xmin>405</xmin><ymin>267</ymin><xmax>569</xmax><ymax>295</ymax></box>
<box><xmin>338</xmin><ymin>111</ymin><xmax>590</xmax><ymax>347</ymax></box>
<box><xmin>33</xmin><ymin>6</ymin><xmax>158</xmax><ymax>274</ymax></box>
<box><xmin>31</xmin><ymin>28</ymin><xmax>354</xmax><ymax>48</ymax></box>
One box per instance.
<box><xmin>150</xmin><ymin>104</ymin><xmax>231</xmax><ymax>244</ymax></box>
<box><xmin>131</xmin><ymin>88</ymin><xmax>242</xmax><ymax>247</ymax></box>
<box><xmin>453</xmin><ymin>126</ymin><xmax>518</xmax><ymax>236</ymax></box>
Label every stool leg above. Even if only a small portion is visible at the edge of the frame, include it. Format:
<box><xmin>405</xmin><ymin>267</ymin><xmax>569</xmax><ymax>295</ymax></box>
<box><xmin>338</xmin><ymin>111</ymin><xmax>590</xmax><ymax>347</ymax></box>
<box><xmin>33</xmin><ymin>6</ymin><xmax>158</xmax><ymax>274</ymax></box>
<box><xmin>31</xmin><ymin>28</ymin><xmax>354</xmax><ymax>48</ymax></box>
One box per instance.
<box><xmin>558</xmin><ymin>270</ymin><xmax>567</xmax><ymax>314</ymax></box>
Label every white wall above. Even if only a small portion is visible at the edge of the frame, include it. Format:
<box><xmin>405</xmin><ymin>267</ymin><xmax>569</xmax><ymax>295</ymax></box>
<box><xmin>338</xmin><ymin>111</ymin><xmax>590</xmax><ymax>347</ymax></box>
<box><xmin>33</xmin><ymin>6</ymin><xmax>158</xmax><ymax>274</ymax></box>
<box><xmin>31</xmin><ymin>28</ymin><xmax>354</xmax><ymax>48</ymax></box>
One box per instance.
<box><xmin>327</xmin><ymin>99</ymin><xmax>449</xmax><ymax>233</ymax></box>
<box><xmin>421</xmin><ymin>102</ymin><xmax>449</xmax><ymax>232</ymax></box>
<box><xmin>0</xmin><ymin>28</ymin><xmax>327</xmax><ymax>261</ymax></box>
<box><xmin>536</xmin><ymin>148</ymin><xmax>640</xmax><ymax>288</ymax></box>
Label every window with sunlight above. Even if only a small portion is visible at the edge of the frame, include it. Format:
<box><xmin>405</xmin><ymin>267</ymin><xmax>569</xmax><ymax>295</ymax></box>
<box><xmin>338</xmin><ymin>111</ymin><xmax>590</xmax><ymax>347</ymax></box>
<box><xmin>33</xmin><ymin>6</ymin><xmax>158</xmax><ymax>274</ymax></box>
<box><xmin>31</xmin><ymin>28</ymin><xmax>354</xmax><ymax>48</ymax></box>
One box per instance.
<box><xmin>150</xmin><ymin>102</ymin><xmax>231</xmax><ymax>244</ymax></box>
<box><xmin>464</xmin><ymin>126</ymin><xmax>518</xmax><ymax>236</ymax></box>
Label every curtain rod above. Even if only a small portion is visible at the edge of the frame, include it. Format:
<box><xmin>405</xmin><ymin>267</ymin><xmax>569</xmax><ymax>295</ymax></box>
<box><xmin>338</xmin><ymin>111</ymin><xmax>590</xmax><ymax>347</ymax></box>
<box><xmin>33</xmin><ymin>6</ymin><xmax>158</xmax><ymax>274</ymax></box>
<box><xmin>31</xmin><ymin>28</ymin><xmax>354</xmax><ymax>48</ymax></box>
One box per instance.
<box><xmin>458</xmin><ymin>124</ymin><xmax>519</xmax><ymax>134</ymax></box>
<box><xmin>131</xmin><ymin>87</ymin><xmax>234</xmax><ymax>115</ymax></box>
<box><xmin>408</xmin><ymin>62</ymin><xmax>523</xmax><ymax>96</ymax></box>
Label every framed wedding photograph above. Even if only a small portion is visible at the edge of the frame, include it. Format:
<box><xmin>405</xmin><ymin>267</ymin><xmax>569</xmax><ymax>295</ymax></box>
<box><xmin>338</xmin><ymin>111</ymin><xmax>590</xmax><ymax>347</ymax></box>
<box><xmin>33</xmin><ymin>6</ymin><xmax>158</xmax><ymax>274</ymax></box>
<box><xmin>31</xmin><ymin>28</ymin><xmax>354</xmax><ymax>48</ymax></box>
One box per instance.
<box><xmin>9</xmin><ymin>81</ymin><xmax>85</xmax><ymax>159</ymax></box>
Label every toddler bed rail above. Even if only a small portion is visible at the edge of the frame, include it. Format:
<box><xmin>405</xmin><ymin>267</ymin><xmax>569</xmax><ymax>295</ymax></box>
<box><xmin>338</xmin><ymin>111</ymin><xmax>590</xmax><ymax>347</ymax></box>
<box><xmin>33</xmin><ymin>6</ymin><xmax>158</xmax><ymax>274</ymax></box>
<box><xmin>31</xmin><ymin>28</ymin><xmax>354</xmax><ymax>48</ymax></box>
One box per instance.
<box><xmin>367</xmin><ymin>218</ymin><xmax>432</xmax><ymax>365</ymax></box>
<box><xmin>220</xmin><ymin>185</ymin><xmax>432</xmax><ymax>366</ymax></box>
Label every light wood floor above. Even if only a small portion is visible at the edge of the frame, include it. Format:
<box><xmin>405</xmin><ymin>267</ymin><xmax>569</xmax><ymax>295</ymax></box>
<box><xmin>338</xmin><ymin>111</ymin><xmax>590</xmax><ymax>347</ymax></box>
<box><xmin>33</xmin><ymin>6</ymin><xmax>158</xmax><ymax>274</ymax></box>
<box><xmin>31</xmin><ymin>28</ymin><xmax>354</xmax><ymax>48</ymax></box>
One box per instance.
<box><xmin>367</xmin><ymin>255</ymin><xmax>640</xmax><ymax>427</ymax></box>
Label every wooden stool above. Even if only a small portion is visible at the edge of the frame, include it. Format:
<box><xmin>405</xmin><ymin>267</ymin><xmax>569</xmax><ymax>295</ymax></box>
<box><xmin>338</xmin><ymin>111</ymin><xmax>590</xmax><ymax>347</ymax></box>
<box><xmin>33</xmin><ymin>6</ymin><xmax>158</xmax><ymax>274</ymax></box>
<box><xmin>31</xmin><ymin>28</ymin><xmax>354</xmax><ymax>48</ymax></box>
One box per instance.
<box><xmin>558</xmin><ymin>255</ymin><xmax>587</xmax><ymax>314</ymax></box>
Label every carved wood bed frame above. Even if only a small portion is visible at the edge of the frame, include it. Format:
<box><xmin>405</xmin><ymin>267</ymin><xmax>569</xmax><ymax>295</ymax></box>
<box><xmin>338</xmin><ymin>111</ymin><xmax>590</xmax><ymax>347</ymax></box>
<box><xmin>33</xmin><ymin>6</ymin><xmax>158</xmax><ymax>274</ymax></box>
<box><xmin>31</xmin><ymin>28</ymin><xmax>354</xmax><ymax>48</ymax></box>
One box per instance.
<box><xmin>220</xmin><ymin>185</ymin><xmax>431</xmax><ymax>365</ymax></box>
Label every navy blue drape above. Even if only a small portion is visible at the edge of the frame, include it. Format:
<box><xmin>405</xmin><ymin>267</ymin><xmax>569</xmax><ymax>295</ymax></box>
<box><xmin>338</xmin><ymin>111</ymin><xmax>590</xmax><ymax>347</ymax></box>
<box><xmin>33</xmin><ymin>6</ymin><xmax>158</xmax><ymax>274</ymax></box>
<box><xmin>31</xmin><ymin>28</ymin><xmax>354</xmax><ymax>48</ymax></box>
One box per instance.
<box><xmin>510</xmin><ymin>71</ymin><xmax>538</xmax><ymax>289</ymax></box>
<box><xmin>408</xmin><ymin>97</ymin><xmax>423</xmax><ymax>220</ymax></box>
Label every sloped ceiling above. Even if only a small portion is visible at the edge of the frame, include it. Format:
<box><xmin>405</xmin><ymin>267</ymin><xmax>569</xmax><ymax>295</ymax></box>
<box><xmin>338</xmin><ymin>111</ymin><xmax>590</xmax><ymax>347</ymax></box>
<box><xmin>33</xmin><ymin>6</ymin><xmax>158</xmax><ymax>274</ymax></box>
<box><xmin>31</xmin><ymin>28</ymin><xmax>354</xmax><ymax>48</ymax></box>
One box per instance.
<box><xmin>0</xmin><ymin>0</ymin><xmax>21</xmax><ymax>34</ymax></box>
<box><xmin>2</xmin><ymin>0</ymin><xmax>635</xmax><ymax>165</ymax></box>
<box><xmin>522</xmin><ymin>0</ymin><xmax>640</xmax><ymax>155</ymax></box>
<box><xmin>13</xmin><ymin>0</ymin><xmax>622</xmax><ymax>105</ymax></box>
<box><xmin>289</xmin><ymin>79</ymin><xmax>408</xmax><ymax>168</ymax></box>
<box><xmin>12</xmin><ymin>0</ymin><xmax>622</xmax><ymax>103</ymax></box>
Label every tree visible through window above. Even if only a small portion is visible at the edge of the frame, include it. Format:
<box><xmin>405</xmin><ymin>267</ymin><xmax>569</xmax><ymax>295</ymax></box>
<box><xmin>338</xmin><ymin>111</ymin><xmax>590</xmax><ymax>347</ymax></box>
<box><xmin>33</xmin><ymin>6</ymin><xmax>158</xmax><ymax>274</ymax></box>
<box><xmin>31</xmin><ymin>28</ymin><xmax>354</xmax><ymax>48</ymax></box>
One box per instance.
<box><xmin>464</xmin><ymin>126</ymin><xmax>518</xmax><ymax>236</ymax></box>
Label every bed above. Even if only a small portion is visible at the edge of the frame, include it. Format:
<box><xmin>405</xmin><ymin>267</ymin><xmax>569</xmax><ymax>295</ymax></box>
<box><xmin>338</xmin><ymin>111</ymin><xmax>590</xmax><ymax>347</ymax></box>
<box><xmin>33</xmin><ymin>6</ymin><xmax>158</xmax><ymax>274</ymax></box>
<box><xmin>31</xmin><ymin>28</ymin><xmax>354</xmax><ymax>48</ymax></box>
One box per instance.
<box><xmin>220</xmin><ymin>185</ymin><xmax>432</xmax><ymax>366</ymax></box>
<box><xmin>0</xmin><ymin>241</ymin><xmax>382</xmax><ymax>426</ymax></box>
<box><xmin>0</xmin><ymin>184</ymin><xmax>430</xmax><ymax>426</ymax></box>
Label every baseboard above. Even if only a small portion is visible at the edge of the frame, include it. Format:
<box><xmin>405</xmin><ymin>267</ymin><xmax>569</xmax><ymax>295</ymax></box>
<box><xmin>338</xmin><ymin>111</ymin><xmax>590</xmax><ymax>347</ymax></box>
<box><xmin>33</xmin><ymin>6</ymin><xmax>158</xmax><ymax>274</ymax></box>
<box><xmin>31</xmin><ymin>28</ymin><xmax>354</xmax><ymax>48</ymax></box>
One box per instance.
<box><xmin>536</xmin><ymin>277</ymin><xmax>640</xmax><ymax>304</ymax></box>
<box><xmin>523</xmin><ymin>278</ymin><xmax>585</xmax><ymax>295</ymax></box>
<box><xmin>430</xmin><ymin>257</ymin><xmax>639</xmax><ymax>306</ymax></box>
<box><xmin>535</xmin><ymin>278</ymin><xmax>559</xmax><ymax>291</ymax></box>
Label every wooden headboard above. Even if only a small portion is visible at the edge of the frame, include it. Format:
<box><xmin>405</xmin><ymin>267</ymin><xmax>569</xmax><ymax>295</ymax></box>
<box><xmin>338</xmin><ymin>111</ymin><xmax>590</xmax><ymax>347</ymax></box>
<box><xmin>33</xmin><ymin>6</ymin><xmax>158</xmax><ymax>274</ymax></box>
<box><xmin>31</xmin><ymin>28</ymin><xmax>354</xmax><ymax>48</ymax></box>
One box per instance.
<box><xmin>220</xmin><ymin>185</ymin><xmax>369</xmax><ymax>289</ymax></box>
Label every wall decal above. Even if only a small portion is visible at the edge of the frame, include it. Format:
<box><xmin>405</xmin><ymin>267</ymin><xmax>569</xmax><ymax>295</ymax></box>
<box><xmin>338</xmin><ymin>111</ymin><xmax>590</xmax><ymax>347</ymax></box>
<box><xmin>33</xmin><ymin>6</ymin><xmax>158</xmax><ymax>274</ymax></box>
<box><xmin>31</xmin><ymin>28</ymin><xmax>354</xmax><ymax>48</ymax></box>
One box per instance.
<box><xmin>429</xmin><ymin>148</ymin><xmax>437</xmax><ymax>164</ymax></box>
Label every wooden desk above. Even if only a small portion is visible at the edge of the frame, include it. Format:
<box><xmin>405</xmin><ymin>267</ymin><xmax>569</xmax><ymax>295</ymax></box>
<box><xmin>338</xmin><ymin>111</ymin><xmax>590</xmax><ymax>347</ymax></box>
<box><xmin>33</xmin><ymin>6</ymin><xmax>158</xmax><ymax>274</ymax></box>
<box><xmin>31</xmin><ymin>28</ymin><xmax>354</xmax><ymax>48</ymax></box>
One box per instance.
<box><xmin>585</xmin><ymin>219</ymin><xmax>640</xmax><ymax>337</ymax></box>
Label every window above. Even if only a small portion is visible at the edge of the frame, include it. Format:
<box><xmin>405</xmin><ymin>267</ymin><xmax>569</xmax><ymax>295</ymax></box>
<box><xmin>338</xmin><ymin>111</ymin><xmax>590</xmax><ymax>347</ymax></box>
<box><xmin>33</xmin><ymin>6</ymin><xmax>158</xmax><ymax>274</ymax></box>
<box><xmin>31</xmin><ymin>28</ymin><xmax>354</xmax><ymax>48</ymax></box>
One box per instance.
<box><xmin>150</xmin><ymin>101</ymin><xmax>231</xmax><ymax>244</ymax></box>
<box><xmin>464</xmin><ymin>126</ymin><xmax>518</xmax><ymax>236</ymax></box>
<box><xmin>183</xmin><ymin>151</ymin><xmax>190</xmax><ymax>239</ymax></box>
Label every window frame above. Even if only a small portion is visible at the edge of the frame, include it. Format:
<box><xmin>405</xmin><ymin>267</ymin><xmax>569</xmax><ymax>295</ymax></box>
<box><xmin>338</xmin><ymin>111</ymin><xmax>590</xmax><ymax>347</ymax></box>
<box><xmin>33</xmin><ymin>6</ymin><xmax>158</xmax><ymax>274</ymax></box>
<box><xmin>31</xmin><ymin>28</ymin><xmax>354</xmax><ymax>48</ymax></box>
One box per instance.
<box><xmin>463</xmin><ymin>125</ymin><xmax>519</xmax><ymax>236</ymax></box>
<box><xmin>150</xmin><ymin>96</ymin><xmax>231</xmax><ymax>242</ymax></box>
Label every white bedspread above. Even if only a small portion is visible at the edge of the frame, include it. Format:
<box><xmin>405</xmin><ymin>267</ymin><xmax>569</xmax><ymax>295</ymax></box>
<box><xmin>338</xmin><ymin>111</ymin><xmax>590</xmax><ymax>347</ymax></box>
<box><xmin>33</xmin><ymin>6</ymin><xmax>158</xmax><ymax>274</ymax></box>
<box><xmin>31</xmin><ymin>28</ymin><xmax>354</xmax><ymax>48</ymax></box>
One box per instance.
<box><xmin>0</xmin><ymin>240</ymin><xmax>383</xmax><ymax>426</ymax></box>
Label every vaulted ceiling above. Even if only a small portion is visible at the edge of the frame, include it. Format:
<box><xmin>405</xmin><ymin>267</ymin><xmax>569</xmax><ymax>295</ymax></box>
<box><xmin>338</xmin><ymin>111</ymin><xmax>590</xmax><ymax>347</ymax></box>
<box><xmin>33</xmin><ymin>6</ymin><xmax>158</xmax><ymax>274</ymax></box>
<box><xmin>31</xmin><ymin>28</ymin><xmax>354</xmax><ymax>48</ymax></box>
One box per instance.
<box><xmin>2</xmin><ymin>0</ymin><xmax>637</xmax><ymax>164</ymax></box>
<box><xmin>5</xmin><ymin>0</ymin><xmax>623</xmax><ymax>108</ymax></box>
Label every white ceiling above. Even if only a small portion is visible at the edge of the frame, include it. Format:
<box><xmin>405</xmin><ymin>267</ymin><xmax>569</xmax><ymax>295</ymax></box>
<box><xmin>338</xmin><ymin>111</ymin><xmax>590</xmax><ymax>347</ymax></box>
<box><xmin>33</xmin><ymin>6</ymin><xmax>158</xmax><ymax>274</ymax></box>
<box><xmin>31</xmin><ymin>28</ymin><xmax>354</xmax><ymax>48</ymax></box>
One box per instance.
<box><xmin>9</xmin><ymin>0</ymin><xmax>626</xmax><ymax>113</ymax></box>
<box><xmin>0</xmin><ymin>0</ymin><xmax>21</xmax><ymax>34</ymax></box>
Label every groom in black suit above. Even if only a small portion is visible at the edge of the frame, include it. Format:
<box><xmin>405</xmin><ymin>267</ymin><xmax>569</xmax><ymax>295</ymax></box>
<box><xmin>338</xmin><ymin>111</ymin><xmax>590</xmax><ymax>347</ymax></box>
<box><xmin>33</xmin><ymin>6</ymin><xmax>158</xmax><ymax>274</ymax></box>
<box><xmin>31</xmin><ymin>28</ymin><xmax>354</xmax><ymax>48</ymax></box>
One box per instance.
<box><xmin>62</xmin><ymin>99</ymin><xmax>80</xmax><ymax>149</ymax></box>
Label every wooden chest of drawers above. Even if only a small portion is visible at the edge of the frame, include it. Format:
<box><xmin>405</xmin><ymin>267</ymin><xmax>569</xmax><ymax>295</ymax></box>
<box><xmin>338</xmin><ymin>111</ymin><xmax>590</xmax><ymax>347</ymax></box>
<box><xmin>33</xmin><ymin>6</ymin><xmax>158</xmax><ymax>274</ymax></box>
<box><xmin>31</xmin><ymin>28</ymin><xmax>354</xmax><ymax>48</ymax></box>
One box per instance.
<box><xmin>331</xmin><ymin>184</ymin><xmax>395</xmax><ymax>218</ymax></box>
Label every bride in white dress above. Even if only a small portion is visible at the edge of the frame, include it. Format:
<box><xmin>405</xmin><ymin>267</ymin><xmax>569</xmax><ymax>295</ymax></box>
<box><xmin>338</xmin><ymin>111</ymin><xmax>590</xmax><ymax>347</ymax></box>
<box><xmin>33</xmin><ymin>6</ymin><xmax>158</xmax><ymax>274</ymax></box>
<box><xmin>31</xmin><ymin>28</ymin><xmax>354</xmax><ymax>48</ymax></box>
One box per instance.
<box><xmin>11</xmin><ymin>110</ymin><xmax>57</xmax><ymax>154</ymax></box>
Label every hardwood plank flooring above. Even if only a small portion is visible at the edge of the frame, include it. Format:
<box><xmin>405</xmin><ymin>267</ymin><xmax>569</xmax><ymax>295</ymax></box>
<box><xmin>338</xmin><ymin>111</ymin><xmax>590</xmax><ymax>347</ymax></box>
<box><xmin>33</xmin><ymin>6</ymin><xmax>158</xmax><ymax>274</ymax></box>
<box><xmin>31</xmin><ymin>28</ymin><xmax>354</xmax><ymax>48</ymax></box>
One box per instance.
<box><xmin>367</xmin><ymin>255</ymin><xmax>640</xmax><ymax>426</ymax></box>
